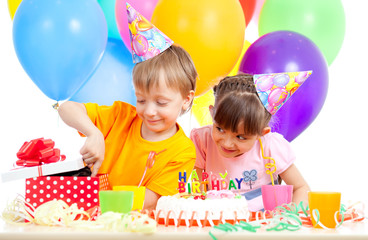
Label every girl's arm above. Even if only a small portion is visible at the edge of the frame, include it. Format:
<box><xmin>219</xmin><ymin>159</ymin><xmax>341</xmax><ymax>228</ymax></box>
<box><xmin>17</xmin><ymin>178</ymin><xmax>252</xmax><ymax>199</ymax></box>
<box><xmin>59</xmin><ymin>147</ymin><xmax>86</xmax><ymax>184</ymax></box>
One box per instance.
<box><xmin>279</xmin><ymin>164</ymin><xmax>310</xmax><ymax>205</ymax></box>
<box><xmin>195</xmin><ymin>167</ymin><xmax>203</xmax><ymax>182</ymax></box>
<box><xmin>58</xmin><ymin>101</ymin><xmax>105</xmax><ymax>176</ymax></box>
<box><xmin>194</xmin><ymin>167</ymin><xmax>206</xmax><ymax>192</ymax></box>
<box><xmin>143</xmin><ymin>188</ymin><xmax>161</xmax><ymax>210</ymax></box>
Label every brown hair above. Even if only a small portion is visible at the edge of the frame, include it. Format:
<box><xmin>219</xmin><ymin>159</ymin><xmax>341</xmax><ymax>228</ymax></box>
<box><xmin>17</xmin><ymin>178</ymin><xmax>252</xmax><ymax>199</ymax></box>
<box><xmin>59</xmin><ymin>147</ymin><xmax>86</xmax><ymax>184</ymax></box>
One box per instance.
<box><xmin>213</xmin><ymin>74</ymin><xmax>271</xmax><ymax>136</ymax></box>
<box><xmin>132</xmin><ymin>44</ymin><xmax>197</xmax><ymax>112</ymax></box>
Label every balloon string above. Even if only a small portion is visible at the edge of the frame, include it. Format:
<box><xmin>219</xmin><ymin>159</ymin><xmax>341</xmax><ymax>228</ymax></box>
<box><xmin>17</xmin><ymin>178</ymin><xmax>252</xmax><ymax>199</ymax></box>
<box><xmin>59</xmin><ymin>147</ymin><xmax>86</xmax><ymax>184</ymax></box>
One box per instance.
<box><xmin>259</xmin><ymin>138</ymin><xmax>277</xmax><ymax>186</ymax></box>
<box><xmin>52</xmin><ymin>102</ymin><xmax>59</xmax><ymax>110</ymax></box>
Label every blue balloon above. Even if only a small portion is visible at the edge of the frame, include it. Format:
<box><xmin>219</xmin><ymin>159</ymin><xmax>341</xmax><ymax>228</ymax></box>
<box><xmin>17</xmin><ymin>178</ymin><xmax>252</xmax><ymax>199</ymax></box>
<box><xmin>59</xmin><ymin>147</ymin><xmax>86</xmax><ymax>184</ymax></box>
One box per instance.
<box><xmin>257</xmin><ymin>92</ymin><xmax>268</xmax><ymax>107</ymax></box>
<box><xmin>273</xmin><ymin>74</ymin><xmax>289</xmax><ymax>87</ymax></box>
<box><xmin>13</xmin><ymin>0</ymin><xmax>108</xmax><ymax>101</ymax></box>
<box><xmin>70</xmin><ymin>38</ymin><xmax>136</xmax><ymax>106</ymax></box>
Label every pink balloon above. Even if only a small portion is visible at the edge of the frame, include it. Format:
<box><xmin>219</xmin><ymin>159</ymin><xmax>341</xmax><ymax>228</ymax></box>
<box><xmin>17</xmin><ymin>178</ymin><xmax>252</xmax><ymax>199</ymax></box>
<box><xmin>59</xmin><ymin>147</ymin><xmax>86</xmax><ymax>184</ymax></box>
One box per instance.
<box><xmin>295</xmin><ymin>71</ymin><xmax>310</xmax><ymax>84</ymax></box>
<box><xmin>132</xmin><ymin>35</ymin><xmax>148</xmax><ymax>56</ymax></box>
<box><xmin>255</xmin><ymin>75</ymin><xmax>274</xmax><ymax>91</ymax></box>
<box><xmin>115</xmin><ymin>0</ymin><xmax>159</xmax><ymax>52</ymax></box>
<box><xmin>251</xmin><ymin>0</ymin><xmax>265</xmax><ymax>25</ymax></box>
<box><xmin>268</xmin><ymin>88</ymin><xmax>288</xmax><ymax>107</ymax></box>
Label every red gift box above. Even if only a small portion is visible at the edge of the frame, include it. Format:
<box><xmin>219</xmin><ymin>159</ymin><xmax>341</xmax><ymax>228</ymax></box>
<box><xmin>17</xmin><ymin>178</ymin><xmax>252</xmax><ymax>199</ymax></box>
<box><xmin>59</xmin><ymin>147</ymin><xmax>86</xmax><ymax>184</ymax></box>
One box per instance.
<box><xmin>25</xmin><ymin>174</ymin><xmax>110</xmax><ymax>211</ymax></box>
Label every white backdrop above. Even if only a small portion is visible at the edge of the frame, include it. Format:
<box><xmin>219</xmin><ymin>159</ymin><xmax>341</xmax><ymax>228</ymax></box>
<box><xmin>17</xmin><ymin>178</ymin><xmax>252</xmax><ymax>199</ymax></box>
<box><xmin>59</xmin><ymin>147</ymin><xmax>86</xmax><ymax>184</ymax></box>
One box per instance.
<box><xmin>0</xmin><ymin>1</ymin><xmax>367</xmax><ymax>210</ymax></box>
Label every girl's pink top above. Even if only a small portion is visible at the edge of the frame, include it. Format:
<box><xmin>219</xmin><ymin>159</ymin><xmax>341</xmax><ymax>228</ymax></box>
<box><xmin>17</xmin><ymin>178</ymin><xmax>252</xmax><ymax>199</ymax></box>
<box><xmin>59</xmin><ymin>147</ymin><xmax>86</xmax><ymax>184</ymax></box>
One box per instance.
<box><xmin>190</xmin><ymin>125</ymin><xmax>295</xmax><ymax>211</ymax></box>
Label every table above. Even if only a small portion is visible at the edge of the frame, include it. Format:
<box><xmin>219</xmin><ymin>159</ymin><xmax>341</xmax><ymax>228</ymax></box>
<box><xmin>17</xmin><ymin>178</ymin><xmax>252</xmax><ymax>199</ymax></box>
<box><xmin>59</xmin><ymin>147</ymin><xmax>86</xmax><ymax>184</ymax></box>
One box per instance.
<box><xmin>1</xmin><ymin>219</ymin><xmax>368</xmax><ymax>240</ymax></box>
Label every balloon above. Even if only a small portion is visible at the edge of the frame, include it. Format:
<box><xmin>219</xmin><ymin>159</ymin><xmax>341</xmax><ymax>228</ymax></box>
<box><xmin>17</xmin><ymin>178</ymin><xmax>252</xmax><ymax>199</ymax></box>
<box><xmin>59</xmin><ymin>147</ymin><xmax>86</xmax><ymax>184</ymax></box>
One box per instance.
<box><xmin>239</xmin><ymin>0</ymin><xmax>256</xmax><ymax>26</ymax></box>
<box><xmin>228</xmin><ymin>40</ymin><xmax>251</xmax><ymax>76</ymax></box>
<box><xmin>195</xmin><ymin>40</ymin><xmax>250</xmax><ymax>126</ymax></box>
<box><xmin>70</xmin><ymin>38</ymin><xmax>136</xmax><ymax>106</ymax></box>
<box><xmin>273</xmin><ymin>74</ymin><xmax>289</xmax><ymax>87</ymax></box>
<box><xmin>258</xmin><ymin>0</ymin><xmax>345</xmax><ymax>65</ymax></box>
<box><xmin>13</xmin><ymin>0</ymin><xmax>107</xmax><ymax>101</ymax></box>
<box><xmin>239</xmin><ymin>31</ymin><xmax>329</xmax><ymax>141</ymax></box>
<box><xmin>255</xmin><ymin>75</ymin><xmax>274</xmax><ymax>91</ymax></box>
<box><xmin>7</xmin><ymin>0</ymin><xmax>22</xmax><ymax>19</ymax></box>
<box><xmin>192</xmin><ymin>90</ymin><xmax>215</xmax><ymax>127</ymax></box>
<box><xmin>250</xmin><ymin>0</ymin><xmax>265</xmax><ymax>25</ymax></box>
<box><xmin>97</xmin><ymin>0</ymin><xmax>122</xmax><ymax>40</ymax></box>
<box><xmin>152</xmin><ymin>0</ymin><xmax>245</xmax><ymax>96</ymax></box>
<box><xmin>115</xmin><ymin>0</ymin><xmax>159</xmax><ymax>52</ymax></box>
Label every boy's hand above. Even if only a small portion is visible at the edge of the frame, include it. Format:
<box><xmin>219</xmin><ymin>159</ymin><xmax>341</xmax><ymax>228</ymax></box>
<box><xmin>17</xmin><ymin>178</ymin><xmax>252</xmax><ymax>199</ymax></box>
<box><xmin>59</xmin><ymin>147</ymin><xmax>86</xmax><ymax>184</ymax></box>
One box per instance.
<box><xmin>80</xmin><ymin>131</ymin><xmax>105</xmax><ymax>177</ymax></box>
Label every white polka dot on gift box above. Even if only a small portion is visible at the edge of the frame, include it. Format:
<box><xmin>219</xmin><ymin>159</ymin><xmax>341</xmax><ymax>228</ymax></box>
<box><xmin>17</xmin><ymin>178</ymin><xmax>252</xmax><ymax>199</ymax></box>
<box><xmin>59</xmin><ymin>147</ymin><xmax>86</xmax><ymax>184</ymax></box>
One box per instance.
<box><xmin>25</xmin><ymin>176</ymin><xmax>100</xmax><ymax>210</ymax></box>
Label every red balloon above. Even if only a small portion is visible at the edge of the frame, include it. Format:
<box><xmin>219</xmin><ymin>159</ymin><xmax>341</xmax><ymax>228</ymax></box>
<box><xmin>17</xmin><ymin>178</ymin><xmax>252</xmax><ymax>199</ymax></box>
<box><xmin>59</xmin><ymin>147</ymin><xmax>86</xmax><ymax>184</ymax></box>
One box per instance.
<box><xmin>239</xmin><ymin>0</ymin><xmax>256</xmax><ymax>26</ymax></box>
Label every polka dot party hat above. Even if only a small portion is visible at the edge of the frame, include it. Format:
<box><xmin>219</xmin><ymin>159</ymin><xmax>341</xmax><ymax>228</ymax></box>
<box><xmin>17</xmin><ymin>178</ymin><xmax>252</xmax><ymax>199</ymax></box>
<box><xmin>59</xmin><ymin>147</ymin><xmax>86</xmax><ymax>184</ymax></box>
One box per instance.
<box><xmin>126</xmin><ymin>2</ymin><xmax>174</xmax><ymax>63</ymax></box>
<box><xmin>253</xmin><ymin>71</ymin><xmax>312</xmax><ymax>115</ymax></box>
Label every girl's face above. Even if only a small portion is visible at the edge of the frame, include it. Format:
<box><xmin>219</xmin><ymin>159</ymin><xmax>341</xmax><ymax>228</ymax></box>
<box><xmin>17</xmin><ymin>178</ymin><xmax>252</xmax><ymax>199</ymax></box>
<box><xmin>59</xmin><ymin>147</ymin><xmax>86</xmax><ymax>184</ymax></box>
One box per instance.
<box><xmin>135</xmin><ymin>75</ymin><xmax>193</xmax><ymax>140</ymax></box>
<box><xmin>211</xmin><ymin>121</ymin><xmax>260</xmax><ymax>158</ymax></box>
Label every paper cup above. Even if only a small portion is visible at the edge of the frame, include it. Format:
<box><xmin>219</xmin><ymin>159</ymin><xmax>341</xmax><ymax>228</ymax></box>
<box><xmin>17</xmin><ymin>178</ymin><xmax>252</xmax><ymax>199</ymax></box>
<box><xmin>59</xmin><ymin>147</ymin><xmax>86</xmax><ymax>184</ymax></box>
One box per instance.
<box><xmin>113</xmin><ymin>186</ymin><xmax>146</xmax><ymax>211</ymax></box>
<box><xmin>308</xmin><ymin>191</ymin><xmax>341</xmax><ymax>228</ymax></box>
<box><xmin>261</xmin><ymin>185</ymin><xmax>293</xmax><ymax>211</ymax></box>
<box><xmin>99</xmin><ymin>190</ymin><xmax>133</xmax><ymax>214</ymax></box>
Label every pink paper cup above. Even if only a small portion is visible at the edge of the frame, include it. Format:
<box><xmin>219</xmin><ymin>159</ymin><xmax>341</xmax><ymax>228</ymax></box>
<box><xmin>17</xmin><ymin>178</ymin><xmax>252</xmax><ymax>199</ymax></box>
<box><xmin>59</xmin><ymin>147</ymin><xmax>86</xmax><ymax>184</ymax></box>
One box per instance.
<box><xmin>261</xmin><ymin>185</ymin><xmax>293</xmax><ymax>211</ymax></box>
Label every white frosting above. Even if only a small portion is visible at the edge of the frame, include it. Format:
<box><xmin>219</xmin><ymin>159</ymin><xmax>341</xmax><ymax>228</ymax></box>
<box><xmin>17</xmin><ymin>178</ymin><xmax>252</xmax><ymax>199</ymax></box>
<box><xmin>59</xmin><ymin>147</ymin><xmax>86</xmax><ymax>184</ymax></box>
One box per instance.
<box><xmin>155</xmin><ymin>190</ymin><xmax>249</xmax><ymax>227</ymax></box>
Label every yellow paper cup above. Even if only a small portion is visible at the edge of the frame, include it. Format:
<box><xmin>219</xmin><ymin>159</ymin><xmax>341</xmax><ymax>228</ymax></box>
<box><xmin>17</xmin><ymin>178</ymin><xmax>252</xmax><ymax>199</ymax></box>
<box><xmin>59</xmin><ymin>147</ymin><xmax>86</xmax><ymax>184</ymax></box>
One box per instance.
<box><xmin>99</xmin><ymin>190</ymin><xmax>133</xmax><ymax>214</ymax></box>
<box><xmin>113</xmin><ymin>186</ymin><xmax>146</xmax><ymax>211</ymax></box>
<box><xmin>308</xmin><ymin>191</ymin><xmax>341</xmax><ymax>228</ymax></box>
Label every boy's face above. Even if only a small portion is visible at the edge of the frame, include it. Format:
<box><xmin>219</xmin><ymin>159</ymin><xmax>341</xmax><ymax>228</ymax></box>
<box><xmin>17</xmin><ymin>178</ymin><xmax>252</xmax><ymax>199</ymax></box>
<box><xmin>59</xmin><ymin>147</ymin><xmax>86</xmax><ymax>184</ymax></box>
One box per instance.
<box><xmin>135</xmin><ymin>75</ymin><xmax>192</xmax><ymax>140</ymax></box>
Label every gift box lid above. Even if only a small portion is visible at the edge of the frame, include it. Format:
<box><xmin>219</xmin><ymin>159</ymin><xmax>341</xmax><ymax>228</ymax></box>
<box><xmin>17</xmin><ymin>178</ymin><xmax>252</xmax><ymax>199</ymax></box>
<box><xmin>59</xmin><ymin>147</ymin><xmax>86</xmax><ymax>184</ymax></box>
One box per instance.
<box><xmin>1</xmin><ymin>157</ymin><xmax>85</xmax><ymax>183</ymax></box>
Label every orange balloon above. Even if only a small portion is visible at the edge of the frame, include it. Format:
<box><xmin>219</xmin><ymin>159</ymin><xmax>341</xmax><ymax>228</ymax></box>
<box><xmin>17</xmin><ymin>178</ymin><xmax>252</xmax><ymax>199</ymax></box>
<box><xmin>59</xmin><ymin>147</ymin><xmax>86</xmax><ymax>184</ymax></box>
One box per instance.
<box><xmin>152</xmin><ymin>0</ymin><xmax>245</xmax><ymax>96</ymax></box>
<box><xmin>193</xmin><ymin>40</ymin><xmax>250</xmax><ymax>126</ymax></box>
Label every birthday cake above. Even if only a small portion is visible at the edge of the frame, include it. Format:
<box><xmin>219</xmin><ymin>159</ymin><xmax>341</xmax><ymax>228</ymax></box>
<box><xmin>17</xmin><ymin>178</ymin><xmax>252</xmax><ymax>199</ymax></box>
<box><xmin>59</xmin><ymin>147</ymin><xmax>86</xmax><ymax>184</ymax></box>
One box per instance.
<box><xmin>155</xmin><ymin>190</ymin><xmax>249</xmax><ymax>227</ymax></box>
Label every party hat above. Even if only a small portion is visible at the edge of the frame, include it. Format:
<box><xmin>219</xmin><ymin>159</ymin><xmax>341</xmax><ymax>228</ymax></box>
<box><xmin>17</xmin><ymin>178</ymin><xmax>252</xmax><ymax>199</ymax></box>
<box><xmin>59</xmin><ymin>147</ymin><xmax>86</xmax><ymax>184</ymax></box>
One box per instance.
<box><xmin>253</xmin><ymin>71</ymin><xmax>312</xmax><ymax>115</ymax></box>
<box><xmin>126</xmin><ymin>3</ymin><xmax>173</xmax><ymax>63</ymax></box>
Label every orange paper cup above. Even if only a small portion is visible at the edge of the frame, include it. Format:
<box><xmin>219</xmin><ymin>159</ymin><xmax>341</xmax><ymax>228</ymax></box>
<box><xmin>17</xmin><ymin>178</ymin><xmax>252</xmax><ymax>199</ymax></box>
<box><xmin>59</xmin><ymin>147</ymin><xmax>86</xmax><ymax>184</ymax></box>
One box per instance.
<box><xmin>308</xmin><ymin>191</ymin><xmax>341</xmax><ymax>228</ymax></box>
<box><xmin>113</xmin><ymin>186</ymin><xmax>146</xmax><ymax>211</ymax></box>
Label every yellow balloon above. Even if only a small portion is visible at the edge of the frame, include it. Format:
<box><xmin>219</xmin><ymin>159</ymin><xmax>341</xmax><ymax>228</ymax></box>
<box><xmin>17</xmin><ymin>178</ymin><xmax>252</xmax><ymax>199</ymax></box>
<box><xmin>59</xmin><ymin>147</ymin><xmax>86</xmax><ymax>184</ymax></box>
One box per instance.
<box><xmin>192</xmin><ymin>89</ymin><xmax>215</xmax><ymax>126</ymax></box>
<box><xmin>228</xmin><ymin>40</ymin><xmax>251</xmax><ymax>76</ymax></box>
<box><xmin>7</xmin><ymin>0</ymin><xmax>22</xmax><ymax>20</ymax></box>
<box><xmin>152</xmin><ymin>0</ymin><xmax>245</xmax><ymax>96</ymax></box>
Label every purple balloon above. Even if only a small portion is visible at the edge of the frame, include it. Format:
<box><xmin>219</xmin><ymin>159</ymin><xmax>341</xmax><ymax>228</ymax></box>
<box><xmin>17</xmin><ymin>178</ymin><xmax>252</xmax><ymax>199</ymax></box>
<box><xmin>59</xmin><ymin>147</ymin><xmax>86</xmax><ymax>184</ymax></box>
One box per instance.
<box><xmin>239</xmin><ymin>31</ymin><xmax>329</xmax><ymax>141</ymax></box>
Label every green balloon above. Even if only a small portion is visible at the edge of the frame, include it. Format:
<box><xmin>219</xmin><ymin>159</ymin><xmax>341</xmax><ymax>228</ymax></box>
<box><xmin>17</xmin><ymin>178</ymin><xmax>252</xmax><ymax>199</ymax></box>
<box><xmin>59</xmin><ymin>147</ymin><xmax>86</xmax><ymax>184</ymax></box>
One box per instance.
<box><xmin>97</xmin><ymin>0</ymin><xmax>121</xmax><ymax>40</ymax></box>
<box><xmin>258</xmin><ymin>0</ymin><xmax>345</xmax><ymax>65</ymax></box>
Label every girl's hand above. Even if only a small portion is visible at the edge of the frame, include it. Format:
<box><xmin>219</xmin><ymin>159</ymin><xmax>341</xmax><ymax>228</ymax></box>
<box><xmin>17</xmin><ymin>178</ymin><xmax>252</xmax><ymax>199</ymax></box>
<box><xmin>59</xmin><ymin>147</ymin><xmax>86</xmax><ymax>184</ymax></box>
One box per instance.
<box><xmin>80</xmin><ymin>130</ymin><xmax>105</xmax><ymax>177</ymax></box>
<box><xmin>279</xmin><ymin>164</ymin><xmax>310</xmax><ymax>205</ymax></box>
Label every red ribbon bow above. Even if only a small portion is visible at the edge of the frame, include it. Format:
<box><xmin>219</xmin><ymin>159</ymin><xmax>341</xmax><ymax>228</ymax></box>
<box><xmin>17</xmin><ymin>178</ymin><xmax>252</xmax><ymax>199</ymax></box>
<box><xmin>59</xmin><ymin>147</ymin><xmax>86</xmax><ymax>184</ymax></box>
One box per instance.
<box><xmin>15</xmin><ymin>138</ymin><xmax>66</xmax><ymax>167</ymax></box>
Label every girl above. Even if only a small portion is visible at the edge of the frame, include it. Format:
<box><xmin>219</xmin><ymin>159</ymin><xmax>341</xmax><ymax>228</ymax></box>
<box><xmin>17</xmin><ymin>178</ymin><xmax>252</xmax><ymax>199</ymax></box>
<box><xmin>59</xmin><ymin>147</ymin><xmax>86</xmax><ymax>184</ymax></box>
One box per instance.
<box><xmin>190</xmin><ymin>73</ymin><xmax>310</xmax><ymax>212</ymax></box>
<box><xmin>58</xmin><ymin>4</ymin><xmax>198</xmax><ymax>210</ymax></box>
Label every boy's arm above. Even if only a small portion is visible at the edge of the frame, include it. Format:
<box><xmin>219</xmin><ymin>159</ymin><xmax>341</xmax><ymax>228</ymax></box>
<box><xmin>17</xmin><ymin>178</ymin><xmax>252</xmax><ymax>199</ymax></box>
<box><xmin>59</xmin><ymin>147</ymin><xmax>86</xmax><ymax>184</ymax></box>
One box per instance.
<box><xmin>58</xmin><ymin>101</ymin><xmax>95</xmax><ymax>135</ymax></box>
<box><xmin>58</xmin><ymin>101</ymin><xmax>105</xmax><ymax>176</ymax></box>
<box><xmin>143</xmin><ymin>188</ymin><xmax>161</xmax><ymax>210</ymax></box>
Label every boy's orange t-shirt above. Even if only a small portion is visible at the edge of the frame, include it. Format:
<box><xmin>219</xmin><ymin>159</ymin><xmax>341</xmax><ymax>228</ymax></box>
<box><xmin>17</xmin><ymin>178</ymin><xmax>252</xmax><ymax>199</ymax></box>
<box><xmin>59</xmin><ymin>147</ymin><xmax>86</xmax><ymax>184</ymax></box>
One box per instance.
<box><xmin>83</xmin><ymin>101</ymin><xmax>195</xmax><ymax>196</ymax></box>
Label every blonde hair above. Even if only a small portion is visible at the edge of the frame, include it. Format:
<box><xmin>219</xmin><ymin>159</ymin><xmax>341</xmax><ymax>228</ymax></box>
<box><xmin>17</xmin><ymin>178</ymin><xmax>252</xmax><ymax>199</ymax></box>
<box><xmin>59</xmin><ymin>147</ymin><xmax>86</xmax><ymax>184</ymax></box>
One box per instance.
<box><xmin>132</xmin><ymin>45</ymin><xmax>197</xmax><ymax>112</ymax></box>
<box><xmin>213</xmin><ymin>74</ymin><xmax>271</xmax><ymax>136</ymax></box>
